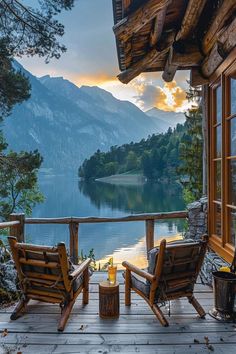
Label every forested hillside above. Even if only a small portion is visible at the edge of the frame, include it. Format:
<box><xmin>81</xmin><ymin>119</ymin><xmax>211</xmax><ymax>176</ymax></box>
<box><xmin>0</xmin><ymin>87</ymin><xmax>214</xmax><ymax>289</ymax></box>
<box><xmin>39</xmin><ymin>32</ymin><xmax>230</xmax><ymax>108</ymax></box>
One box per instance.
<box><xmin>79</xmin><ymin>106</ymin><xmax>203</xmax><ymax>201</ymax></box>
<box><xmin>79</xmin><ymin>124</ymin><xmax>186</xmax><ymax>182</ymax></box>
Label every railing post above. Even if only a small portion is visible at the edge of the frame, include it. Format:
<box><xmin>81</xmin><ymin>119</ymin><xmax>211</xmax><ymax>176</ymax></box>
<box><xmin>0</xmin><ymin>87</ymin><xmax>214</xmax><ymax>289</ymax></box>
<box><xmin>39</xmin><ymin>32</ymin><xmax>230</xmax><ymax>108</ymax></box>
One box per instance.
<box><xmin>69</xmin><ymin>222</ymin><xmax>79</xmax><ymax>264</ymax></box>
<box><xmin>9</xmin><ymin>213</ymin><xmax>25</xmax><ymax>242</ymax></box>
<box><xmin>146</xmin><ymin>219</ymin><xmax>154</xmax><ymax>258</ymax></box>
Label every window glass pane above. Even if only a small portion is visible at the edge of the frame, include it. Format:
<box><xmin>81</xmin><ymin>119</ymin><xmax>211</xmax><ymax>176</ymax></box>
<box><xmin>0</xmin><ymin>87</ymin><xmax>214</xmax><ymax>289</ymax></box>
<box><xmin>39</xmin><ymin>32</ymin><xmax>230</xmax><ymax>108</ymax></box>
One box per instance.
<box><xmin>214</xmin><ymin>160</ymin><xmax>221</xmax><ymax>201</ymax></box>
<box><xmin>214</xmin><ymin>203</ymin><xmax>221</xmax><ymax>237</ymax></box>
<box><xmin>230</xmin><ymin>118</ymin><xmax>236</xmax><ymax>156</ymax></box>
<box><xmin>216</xmin><ymin>125</ymin><xmax>222</xmax><ymax>157</ymax></box>
<box><xmin>216</xmin><ymin>85</ymin><xmax>222</xmax><ymax>124</ymax></box>
<box><xmin>229</xmin><ymin>210</ymin><xmax>236</xmax><ymax>246</ymax></box>
<box><xmin>230</xmin><ymin>77</ymin><xmax>236</xmax><ymax>115</ymax></box>
<box><xmin>229</xmin><ymin>160</ymin><xmax>236</xmax><ymax>206</ymax></box>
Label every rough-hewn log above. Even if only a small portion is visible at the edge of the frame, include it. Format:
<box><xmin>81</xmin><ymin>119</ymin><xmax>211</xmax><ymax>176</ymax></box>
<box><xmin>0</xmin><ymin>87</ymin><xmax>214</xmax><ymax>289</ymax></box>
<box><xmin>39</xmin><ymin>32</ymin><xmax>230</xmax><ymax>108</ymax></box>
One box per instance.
<box><xmin>172</xmin><ymin>46</ymin><xmax>203</xmax><ymax>66</ymax></box>
<box><xmin>69</xmin><ymin>222</ymin><xmax>79</xmax><ymax>264</ymax></box>
<box><xmin>25</xmin><ymin>211</ymin><xmax>188</xmax><ymax>224</ymax></box>
<box><xmin>149</xmin><ymin>4</ymin><xmax>168</xmax><ymax>47</ymax></box>
<box><xmin>162</xmin><ymin>45</ymin><xmax>203</xmax><ymax>82</ymax></box>
<box><xmin>190</xmin><ymin>68</ymin><xmax>208</xmax><ymax>87</ymax></box>
<box><xmin>99</xmin><ymin>281</ymin><xmax>120</xmax><ymax>319</ymax></box>
<box><xmin>145</xmin><ymin>219</ymin><xmax>154</xmax><ymax>256</ymax></box>
<box><xmin>9</xmin><ymin>213</ymin><xmax>25</xmax><ymax>242</ymax></box>
<box><xmin>162</xmin><ymin>47</ymin><xmax>178</xmax><ymax>82</ymax></box>
<box><xmin>201</xmin><ymin>17</ymin><xmax>236</xmax><ymax>78</ymax></box>
<box><xmin>176</xmin><ymin>0</ymin><xmax>207</xmax><ymax>41</ymax></box>
<box><xmin>118</xmin><ymin>32</ymin><xmax>175</xmax><ymax>83</ymax></box>
<box><xmin>201</xmin><ymin>42</ymin><xmax>223</xmax><ymax>78</ymax></box>
<box><xmin>118</xmin><ymin>48</ymin><xmax>165</xmax><ymax>84</ymax></box>
<box><xmin>202</xmin><ymin>0</ymin><xmax>236</xmax><ymax>55</ymax></box>
<box><xmin>0</xmin><ymin>220</ymin><xmax>20</xmax><ymax>230</ymax></box>
<box><xmin>113</xmin><ymin>0</ymin><xmax>170</xmax><ymax>43</ymax></box>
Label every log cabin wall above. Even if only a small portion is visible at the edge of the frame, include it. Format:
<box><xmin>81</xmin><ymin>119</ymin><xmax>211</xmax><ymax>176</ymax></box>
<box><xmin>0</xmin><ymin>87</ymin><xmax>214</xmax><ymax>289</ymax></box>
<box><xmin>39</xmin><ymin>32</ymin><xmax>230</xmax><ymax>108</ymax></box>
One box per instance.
<box><xmin>112</xmin><ymin>0</ymin><xmax>236</xmax><ymax>262</ymax></box>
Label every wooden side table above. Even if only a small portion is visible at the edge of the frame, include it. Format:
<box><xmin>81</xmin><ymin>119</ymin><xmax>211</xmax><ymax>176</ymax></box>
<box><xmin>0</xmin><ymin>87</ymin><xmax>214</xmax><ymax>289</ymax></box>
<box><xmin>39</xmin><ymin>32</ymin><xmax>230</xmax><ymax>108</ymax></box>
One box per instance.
<box><xmin>99</xmin><ymin>281</ymin><xmax>120</xmax><ymax>319</ymax></box>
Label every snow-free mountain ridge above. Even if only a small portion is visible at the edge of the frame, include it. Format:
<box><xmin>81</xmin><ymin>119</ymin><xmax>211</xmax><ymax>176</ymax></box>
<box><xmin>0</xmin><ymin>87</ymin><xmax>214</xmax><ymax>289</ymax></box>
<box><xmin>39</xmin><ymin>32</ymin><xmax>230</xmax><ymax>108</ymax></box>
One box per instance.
<box><xmin>3</xmin><ymin>63</ymin><xmax>185</xmax><ymax>173</ymax></box>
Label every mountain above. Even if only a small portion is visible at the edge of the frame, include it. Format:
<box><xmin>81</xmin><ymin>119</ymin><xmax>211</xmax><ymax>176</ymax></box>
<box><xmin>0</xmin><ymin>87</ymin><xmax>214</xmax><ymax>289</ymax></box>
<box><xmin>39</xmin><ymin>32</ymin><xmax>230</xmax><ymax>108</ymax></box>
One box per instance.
<box><xmin>3</xmin><ymin>62</ymin><xmax>185</xmax><ymax>173</ymax></box>
<box><xmin>146</xmin><ymin>107</ymin><xmax>186</xmax><ymax>128</ymax></box>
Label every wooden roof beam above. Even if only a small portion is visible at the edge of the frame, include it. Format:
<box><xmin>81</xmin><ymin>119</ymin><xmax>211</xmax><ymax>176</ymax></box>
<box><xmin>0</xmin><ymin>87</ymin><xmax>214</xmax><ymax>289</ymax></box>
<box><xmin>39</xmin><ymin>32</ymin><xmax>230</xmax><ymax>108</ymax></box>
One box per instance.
<box><xmin>201</xmin><ymin>16</ymin><xmax>236</xmax><ymax>78</ymax></box>
<box><xmin>190</xmin><ymin>68</ymin><xmax>208</xmax><ymax>87</ymax></box>
<box><xmin>113</xmin><ymin>0</ymin><xmax>170</xmax><ymax>44</ymax></box>
<box><xmin>162</xmin><ymin>47</ymin><xmax>178</xmax><ymax>82</ymax></box>
<box><xmin>176</xmin><ymin>0</ymin><xmax>207</xmax><ymax>41</ymax></box>
<box><xmin>162</xmin><ymin>44</ymin><xmax>203</xmax><ymax>82</ymax></box>
<box><xmin>149</xmin><ymin>4</ymin><xmax>169</xmax><ymax>47</ymax></box>
<box><xmin>117</xmin><ymin>48</ymin><xmax>167</xmax><ymax>84</ymax></box>
<box><xmin>202</xmin><ymin>0</ymin><xmax>236</xmax><ymax>55</ymax></box>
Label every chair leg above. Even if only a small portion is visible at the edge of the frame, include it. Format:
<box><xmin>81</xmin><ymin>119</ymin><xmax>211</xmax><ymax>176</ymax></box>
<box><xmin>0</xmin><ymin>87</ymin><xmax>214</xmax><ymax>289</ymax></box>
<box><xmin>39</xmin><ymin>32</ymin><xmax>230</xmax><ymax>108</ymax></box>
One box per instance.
<box><xmin>125</xmin><ymin>269</ymin><xmax>131</xmax><ymax>306</ymax></box>
<box><xmin>188</xmin><ymin>295</ymin><xmax>206</xmax><ymax>318</ymax></box>
<box><xmin>10</xmin><ymin>297</ymin><xmax>29</xmax><ymax>320</ymax></box>
<box><xmin>152</xmin><ymin>304</ymin><xmax>169</xmax><ymax>327</ymax></box>
<box><xmin>58</xmin><ymin>299</ymin><xmax>75</xmax><ymax>332</ymax></box>
<box><xmin>83</xmin><ymin>268</ymin><xmax>89</xmax><ymax>305</ymax></box>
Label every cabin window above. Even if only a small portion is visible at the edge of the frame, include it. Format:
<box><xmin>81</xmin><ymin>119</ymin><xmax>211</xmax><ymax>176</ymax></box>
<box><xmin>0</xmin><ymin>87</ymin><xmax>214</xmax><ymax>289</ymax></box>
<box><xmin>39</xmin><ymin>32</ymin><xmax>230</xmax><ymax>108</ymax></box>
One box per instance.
<box><xmin>209</xmin><ymin>62</ymin><xmax>236</xmax><ymax>261</ymax></box>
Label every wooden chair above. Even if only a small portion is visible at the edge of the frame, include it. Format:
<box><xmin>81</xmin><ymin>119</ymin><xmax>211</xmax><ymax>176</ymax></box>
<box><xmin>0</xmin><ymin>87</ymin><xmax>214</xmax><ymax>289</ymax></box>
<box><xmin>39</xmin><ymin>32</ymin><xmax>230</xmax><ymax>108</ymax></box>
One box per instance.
<box><xmin>122</xmin><ymin>235</ymin><xmax>208</xmax><ymax>327</ymax></box>
<box><xmin>8</xmin><ymin>236</ymin><xmax>91</xmax><ymax>331</ymax></box>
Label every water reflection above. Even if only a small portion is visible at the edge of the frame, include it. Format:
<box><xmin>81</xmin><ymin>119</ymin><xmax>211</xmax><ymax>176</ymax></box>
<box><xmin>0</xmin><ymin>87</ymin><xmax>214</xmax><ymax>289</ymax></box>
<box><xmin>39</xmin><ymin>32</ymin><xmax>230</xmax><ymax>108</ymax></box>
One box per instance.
<box><xmin>23</xmin><ymin>175</ymin><xmax>186</xmax><ymax>266</ymax></box>
<box><xmin>79</xmin><ymin>180</ymin><xmax>184</xmax><ymax>213</ymax></box>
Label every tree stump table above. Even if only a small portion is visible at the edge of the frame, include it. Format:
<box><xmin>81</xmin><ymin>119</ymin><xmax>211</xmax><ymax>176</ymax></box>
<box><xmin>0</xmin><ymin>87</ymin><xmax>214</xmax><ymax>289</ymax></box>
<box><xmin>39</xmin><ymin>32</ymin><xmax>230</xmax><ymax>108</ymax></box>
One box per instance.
<box><xmin>99</xmin><ymin>281</ymin><xmax>120</xmax><ymax>319</ymax></box>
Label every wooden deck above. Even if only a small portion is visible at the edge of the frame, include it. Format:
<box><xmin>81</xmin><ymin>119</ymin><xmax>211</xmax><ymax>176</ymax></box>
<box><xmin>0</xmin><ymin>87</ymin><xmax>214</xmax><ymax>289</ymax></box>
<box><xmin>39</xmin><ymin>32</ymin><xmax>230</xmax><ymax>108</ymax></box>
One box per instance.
<box><xmin>0</xmin><ymin>272</ymin><xmax>236</xmax><ymax>354</ymax></box>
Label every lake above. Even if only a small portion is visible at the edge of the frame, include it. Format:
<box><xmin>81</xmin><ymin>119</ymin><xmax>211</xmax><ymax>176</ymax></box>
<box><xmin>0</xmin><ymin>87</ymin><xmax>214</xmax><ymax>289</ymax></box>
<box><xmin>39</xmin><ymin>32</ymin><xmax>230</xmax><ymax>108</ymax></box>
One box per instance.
<box><xmin>25</xmin><ymin>175</ymin><xmax>186</xmax><ymax>268</ymax></box>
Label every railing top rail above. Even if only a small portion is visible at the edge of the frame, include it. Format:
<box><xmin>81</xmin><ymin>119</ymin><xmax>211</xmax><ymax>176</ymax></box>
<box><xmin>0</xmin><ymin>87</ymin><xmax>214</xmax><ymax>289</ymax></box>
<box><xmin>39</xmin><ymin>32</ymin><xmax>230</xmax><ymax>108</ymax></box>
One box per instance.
<box><xmin>25</xmin><ymin>211</ymin><xmax>188</xmax><ymax>225</ymax></box>
<box><xmin>0</xmin><ymin>221</ymin><xmax>20</xmax><ymax>230</ymax></box>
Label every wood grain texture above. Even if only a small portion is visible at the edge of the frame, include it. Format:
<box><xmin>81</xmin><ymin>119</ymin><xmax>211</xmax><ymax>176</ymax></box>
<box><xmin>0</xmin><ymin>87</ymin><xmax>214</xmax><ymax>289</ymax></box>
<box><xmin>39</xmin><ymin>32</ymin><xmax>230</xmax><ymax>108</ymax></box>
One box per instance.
<box><xmin>1</xmin><ymin>273</ymin><xmax>235</xmax><ymax>353</ymax></box>
<box><xmin>99</xmin><ymin>281</ymin><xmax>120</xmax><ymax>318</ymax></box>
<box><xmin>113</xmin><ymin>0</ymin><xmax>170</xmax><ymax>43</ymax></box>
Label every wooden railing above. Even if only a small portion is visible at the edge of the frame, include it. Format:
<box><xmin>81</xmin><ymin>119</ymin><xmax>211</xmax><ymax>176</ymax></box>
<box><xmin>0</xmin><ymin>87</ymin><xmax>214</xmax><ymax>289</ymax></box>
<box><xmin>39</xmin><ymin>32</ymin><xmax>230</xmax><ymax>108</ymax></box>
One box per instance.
<box><xmin>1</xmin><ymin>211</ymin><xmax>188</xmax><ymax>264</ymax></box>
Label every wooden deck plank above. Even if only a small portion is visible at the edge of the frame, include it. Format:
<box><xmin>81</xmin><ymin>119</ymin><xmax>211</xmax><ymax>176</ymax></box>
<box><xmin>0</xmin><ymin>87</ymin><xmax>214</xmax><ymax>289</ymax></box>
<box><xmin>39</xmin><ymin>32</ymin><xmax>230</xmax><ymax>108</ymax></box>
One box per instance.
<box><xmin>1</xmin><ymin>272</ymin><xmax>233</xmax><ymax>354</ymax></box>
<box><xmin>2</xmin><ymin>331</ymin><xmax>236</xmax><ymax>345</ymax></box>
<box><xmin>0</xmin><ymin>344</ymin><xmax>236</xmax><ymax>354</ymax></box>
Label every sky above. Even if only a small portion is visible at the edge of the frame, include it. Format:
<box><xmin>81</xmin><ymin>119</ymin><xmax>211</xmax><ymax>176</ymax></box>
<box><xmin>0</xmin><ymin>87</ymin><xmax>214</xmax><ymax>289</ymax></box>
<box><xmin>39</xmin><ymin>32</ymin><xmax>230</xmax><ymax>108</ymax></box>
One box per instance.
<box><xmin>19</xmin><ymin>0</ymin><xmax>190</xmax><ymax>113</ymax></box>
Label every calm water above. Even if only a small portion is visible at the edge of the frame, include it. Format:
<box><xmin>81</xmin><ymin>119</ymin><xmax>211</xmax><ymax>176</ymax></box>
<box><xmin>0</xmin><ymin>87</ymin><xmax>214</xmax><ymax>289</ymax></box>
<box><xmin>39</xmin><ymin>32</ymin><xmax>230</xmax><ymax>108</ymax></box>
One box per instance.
<box><xmin>25</xmin><ymin>175</ymin><xmax>186</xmax><ymax>267</ymax></box>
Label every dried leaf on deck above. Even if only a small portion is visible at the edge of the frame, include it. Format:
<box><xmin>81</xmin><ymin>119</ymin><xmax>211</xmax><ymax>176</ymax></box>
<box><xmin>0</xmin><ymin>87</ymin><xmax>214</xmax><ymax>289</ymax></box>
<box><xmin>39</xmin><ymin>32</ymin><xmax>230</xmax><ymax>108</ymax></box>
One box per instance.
<box><xmin>1</xmin><ymin>329</ymin><xmax>8</xmax><ymax>337</ymax></box>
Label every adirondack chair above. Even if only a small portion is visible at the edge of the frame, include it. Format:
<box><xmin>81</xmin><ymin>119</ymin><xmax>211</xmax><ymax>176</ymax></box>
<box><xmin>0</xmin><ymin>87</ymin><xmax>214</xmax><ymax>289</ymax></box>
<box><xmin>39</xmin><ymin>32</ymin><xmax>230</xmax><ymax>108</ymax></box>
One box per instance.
<box><xmin>8</xmin><ymin>236</ymin><xmax>92</xmax><ymax>331</ymax></box>
<box><xmin>122</xmin><ymin>235</ymin><xmax>208</xmax><ymax>327</ymax></box>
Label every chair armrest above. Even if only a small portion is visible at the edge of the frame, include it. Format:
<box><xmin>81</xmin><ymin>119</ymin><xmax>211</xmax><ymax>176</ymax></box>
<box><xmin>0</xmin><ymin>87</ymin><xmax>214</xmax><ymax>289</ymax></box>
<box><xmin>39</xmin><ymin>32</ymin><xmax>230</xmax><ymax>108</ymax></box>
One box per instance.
<box><xmin>69</xmin><ymin>258</ymin><xmax>91</xmax><ymax>280</ymax></box>
<box><xmin>122</xmin><ymin>261</ymin><xmax>155</xmax><ymax>282</ymax></box>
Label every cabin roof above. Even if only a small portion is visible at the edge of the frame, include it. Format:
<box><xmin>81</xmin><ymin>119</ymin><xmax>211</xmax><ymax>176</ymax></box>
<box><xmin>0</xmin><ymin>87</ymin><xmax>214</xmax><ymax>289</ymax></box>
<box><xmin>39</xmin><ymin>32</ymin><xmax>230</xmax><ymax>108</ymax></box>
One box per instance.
<box><xmin>112</xmin><ymin>0</ymin><xmax>236</xmax><ymax>86</ymax></box>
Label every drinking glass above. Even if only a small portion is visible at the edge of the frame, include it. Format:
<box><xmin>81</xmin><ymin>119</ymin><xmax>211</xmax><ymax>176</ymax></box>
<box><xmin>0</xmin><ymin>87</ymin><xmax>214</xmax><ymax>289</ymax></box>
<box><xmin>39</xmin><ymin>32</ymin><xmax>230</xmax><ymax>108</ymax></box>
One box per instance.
<box><xmin>108</xmin><ymin>264</ymin><xmax>117</xmax><ymax>285</ymax></box>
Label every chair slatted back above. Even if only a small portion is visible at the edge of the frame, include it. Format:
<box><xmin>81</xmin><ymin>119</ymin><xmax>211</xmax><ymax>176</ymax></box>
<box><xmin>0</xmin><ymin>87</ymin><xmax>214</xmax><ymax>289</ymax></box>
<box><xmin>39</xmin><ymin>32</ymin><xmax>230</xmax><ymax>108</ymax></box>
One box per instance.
<box><xmin>8</xmin><ymin>237</ymin><xmax>72</xmax><ymax>302</ymax></box>
<box><xmin>150</xmin><ymin>236</ymin><xmax>208</xmax><ymax>302</ymax></box>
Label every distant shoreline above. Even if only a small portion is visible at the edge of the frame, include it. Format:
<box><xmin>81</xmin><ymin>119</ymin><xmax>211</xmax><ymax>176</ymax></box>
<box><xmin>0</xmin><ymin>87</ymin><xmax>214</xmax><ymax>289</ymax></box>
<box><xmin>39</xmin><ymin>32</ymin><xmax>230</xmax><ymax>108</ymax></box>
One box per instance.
<box><xmin>95</xmin><ymin>173</ymin><xmax>146</xmax><ymax>185</ymax></box>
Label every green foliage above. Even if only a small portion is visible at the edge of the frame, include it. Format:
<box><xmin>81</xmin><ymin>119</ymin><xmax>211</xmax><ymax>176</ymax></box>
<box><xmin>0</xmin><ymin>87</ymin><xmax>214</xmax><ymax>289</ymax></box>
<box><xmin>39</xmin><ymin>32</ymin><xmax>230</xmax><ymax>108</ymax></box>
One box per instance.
<box><xmin>178</xmin><ymin>105</ymin><xmax>203</xmax><ymax>200</ymax></box>
<box><xmin>0</xmin><ymin>150</ymin><xmax>44</xmax><ymax>220</ymax></box>
<box><xmin>0</xmin><ymin>40</ymin><xmax>31</xmax><ymax>120</ymax></box>
<box><xmin>79</xmin><ymin>248</ymin><xmax>97</xmax><ymax>271</ymax></box>
<box><xmin>79</xmin><ymin>123</ymin><xmax>187</xmax><ymax>182</ymax></box>
<box><xmin>0</xmin><ymin>1</ymin><xmax>74</xmax><ymax>220</ymax></box>
<box><xmin>0</xmin><ymin>1</ymin><xmax>74</xmax><ymax>62</ymax></box>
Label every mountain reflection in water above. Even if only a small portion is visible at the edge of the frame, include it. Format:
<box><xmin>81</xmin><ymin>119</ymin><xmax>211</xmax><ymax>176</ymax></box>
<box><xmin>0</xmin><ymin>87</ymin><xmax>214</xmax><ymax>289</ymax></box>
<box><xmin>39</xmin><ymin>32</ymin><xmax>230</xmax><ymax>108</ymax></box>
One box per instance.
<box><xmin>24</xmin><ymin>175</ymin><xmax>186</xmax><ymax>268</ymax></box>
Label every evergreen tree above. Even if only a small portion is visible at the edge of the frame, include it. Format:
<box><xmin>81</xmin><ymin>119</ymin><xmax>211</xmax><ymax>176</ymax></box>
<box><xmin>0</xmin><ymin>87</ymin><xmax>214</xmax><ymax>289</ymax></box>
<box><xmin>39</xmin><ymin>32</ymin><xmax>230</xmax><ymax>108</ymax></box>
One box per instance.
<box><xmin>178</xmin><ymin>105</ymin><xmax>203</xmax><ymax>201</ymax></box>
<box><xmin>0</xmin><ymin>1</ymin><xmax>75</xmax><ymax>219</ymax></box>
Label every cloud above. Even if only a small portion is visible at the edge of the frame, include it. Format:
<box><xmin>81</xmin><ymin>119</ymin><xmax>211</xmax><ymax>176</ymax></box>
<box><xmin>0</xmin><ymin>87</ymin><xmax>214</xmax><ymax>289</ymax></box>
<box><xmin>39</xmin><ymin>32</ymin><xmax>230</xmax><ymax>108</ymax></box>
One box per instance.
<box><xmin>73</xmin><ymin>73</ymin><xmax>117</xmax><ymax>86</ymax></box>
<box><xmin>133</xmin><ymin>79</ymin><xmax>189</xmax><ymax>112</ymax></box>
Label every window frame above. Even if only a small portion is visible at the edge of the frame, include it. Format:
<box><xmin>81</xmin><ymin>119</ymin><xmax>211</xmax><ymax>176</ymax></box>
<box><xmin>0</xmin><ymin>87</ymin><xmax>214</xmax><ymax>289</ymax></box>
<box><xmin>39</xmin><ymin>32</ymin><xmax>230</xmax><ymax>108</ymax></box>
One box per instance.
<box><xmin>209</xmin><ymin>58</ymin><xmax>236</xmax><ymax>262</ymax></box>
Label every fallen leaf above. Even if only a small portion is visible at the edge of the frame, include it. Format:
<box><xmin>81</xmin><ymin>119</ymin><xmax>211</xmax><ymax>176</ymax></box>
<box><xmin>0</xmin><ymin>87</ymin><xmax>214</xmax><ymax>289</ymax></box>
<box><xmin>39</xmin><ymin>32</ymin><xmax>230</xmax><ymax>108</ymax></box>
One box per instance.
<box><xmin>79</xmin><ymin>324</ymin><xmax>88</xmax><ymax>331</ymax></box>
<box><xmin>1</xmin><ymin>329</ymin><xmax>8</xmax><ymax>337</ymax></box>
<box><xmin>207</xmin><ymin>344</ymin><xmax>214</xmax><ymax>351</ymax></box>
<box><xmin>194</xmin><ymin>339</ymin><xmax>200</xmax><ymax>343</ymax></box>
<box><xmin>204</xmin><ymin>336</ymin><xmax>209</xmax><ymax>345</ymax></box>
